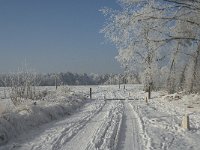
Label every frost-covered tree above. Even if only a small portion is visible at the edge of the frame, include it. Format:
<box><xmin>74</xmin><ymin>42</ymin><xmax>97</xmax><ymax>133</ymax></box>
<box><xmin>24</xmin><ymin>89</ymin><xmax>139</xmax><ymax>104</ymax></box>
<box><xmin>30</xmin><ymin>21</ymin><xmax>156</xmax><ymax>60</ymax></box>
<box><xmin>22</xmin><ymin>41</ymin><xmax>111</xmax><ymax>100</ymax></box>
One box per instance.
<box><xmin>101</xmin><ymin>0</ymin><xmax>168</xmax><ymax>91</ymax></box>
<box><xmin>159</xmin><ymin>0</ymin><xmax>200</xmax><ymax>92</ymax></box>
<box><xmin>101</xmin><ymin>0</ymin><xmax>200</xmax><ymax>93</ymax></box>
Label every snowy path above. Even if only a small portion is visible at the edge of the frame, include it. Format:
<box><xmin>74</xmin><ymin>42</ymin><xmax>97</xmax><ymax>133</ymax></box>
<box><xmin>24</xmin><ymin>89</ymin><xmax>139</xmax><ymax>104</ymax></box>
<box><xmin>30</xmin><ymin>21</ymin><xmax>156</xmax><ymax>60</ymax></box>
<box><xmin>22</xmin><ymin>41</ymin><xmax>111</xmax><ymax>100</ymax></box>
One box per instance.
<box><xmin>2</xmin><ymin>85</ymin><xmax>200</xmax><ymax>149</ymax></box>
<box><xmin>117</xmin><ymin>101</ymin><xmax>143</xmax><ymax>150</ymax></box>
<box><xmin>115</xmin><ymin>91</ymin><xmax>144</xmax><ymax>150</ymax></box>
<box><xmin>1</xmin><ymin>87</ymin><xmax>147</xmax><ymax>150</ymax></box>
<box><xmin>1</xmin><ymin>100</ymin><xmax>106</xmax><ymax>150</ymax></box>
<box><xmin>62</xmin><ymin>100</ymin><xmax>122</xmax><ymax>150</ymax></box>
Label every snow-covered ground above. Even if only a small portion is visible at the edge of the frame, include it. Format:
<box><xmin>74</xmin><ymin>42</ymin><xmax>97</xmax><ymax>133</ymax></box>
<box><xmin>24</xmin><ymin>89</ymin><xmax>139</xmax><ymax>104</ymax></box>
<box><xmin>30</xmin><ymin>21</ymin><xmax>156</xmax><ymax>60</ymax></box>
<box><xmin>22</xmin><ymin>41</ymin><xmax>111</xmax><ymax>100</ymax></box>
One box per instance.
<box><xmin>0</xmin><ymin>85</ymin><xmax>200</xmax><ymax>150</ymax></box>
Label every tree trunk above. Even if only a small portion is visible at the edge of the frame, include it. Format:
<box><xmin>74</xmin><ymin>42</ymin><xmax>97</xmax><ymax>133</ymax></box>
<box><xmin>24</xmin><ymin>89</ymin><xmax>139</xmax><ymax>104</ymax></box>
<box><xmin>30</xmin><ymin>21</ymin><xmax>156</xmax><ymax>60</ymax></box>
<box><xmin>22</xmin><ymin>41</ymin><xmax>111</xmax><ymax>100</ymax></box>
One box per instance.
<box><xmin>167</xmin><ymin>42</ymin><xmax>180</xmax><ymax>93</ymax></box>
<box><xmin>189</xmin><ymin>44</ymin><xmax>200</xmax><ymax>93</ymax></box>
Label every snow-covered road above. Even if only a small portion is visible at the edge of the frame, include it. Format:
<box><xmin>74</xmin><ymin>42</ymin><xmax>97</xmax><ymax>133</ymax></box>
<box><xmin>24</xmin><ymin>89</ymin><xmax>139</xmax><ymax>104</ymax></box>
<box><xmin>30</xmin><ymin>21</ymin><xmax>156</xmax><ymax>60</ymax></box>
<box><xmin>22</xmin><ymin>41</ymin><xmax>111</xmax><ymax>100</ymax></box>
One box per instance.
<box><xmin>2</xmin><ymin>85</ymin><xmax>200</xmax><ymax>150</ymax></box>
<box><xmin>1</xmin><ymin>87</ymin><xmax>145</xmax><ymax>150</ymax></box>
<box><xmin>117</xmin><ymin>101</ymin><xmax>143</xmax><ymax>150</ymax></box>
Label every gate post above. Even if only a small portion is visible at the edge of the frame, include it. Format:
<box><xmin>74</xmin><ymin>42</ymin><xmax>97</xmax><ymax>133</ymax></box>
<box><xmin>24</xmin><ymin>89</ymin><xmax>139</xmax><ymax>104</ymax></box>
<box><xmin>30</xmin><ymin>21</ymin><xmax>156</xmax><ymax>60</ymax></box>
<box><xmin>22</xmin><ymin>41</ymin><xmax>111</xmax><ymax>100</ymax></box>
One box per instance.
<box><xmin>90</xmin><ymin>88</ymin><xmax>92</xmax><ymax>99</ymax></box>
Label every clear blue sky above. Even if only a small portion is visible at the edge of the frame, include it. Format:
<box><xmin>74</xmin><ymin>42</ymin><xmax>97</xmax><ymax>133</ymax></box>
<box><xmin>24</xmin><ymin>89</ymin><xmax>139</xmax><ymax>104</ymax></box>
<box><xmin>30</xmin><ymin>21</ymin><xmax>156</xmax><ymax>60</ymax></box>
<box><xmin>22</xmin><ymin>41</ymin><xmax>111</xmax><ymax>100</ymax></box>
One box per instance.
<box><xmin>0</xmin><ymin>0</ymin><xmax>122</xmax><ymax>74</ymax></box>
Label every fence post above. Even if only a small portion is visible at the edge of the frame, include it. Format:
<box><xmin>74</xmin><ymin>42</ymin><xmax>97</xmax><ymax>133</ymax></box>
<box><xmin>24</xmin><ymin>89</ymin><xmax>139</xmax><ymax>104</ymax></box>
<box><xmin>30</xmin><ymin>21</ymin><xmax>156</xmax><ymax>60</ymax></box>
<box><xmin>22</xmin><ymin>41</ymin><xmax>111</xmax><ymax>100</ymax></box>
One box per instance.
<box><xmin>55</xmin><ymin>77</ymin><xmax>58</xmax><ymax>90</ymax></box>
<box><xmin>119</xmin><ymin>75</ymin><xmax>121</xmax><ymax>89</ymax></box>
<box><xmin>148</xmin><ymin>85</ymin><xmax>151</xmax><ymax>99</ymax></box>
<box><xmin>182</xmin><ymin>114</ymin><xmax>190</xmax><ymax>130</ymax></box>
<box><xmin>90</xmin><ymin>88</ymin><xmax>92</xmax><ymax>99</ymax></box>
<box><xmin>145</xmin><ymin>97</ymin><xmax>148</xmax><ymax>104</ymax></box>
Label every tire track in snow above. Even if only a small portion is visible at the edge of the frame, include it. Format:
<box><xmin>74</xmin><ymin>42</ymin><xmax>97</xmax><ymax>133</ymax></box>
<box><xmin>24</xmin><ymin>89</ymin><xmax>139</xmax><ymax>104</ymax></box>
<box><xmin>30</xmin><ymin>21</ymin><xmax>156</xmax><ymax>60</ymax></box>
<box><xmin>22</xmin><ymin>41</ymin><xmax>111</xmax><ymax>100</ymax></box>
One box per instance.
<box><xmin>85</xmin><ymin>100</ymin><xmax>123</xmax><ymax>150</ymax></box>
<box><xmin>129</xmin><ymin>102</ymin><xmax>152</xmax><ymax>150</ymax></box>
<box><xmin>61</xmin><ymin>100</ymin><xmax>119</xmax><ymax>150</ymax></box>
<box><xmin>117</xmin><ymin>102</ymin><xmax>144</xmax><ymax>150</ymax></box>
<box><xmin>116</xmin><ymin>91</ymin><xmax>151</xmax><ymax>150</ymax></box>
<box><xmin>38</xmin><ymin>100</ymin><xmax>107</xmax><ymax>150</ymax></box>
<box><xmin>1</xmin><ymin>100</ymin><xmax>106</xmax><ymax>150</ymax></box>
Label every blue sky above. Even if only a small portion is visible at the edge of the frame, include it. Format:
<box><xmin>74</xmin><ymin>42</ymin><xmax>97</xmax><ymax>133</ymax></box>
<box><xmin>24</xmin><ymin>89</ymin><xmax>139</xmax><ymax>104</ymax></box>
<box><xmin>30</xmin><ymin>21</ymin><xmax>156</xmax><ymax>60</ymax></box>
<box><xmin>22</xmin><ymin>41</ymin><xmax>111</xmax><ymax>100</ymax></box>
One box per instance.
<box><xmin>0</xmin><ymin>0</ymin><xmax>122</xmax><ymax>74</ymax></box>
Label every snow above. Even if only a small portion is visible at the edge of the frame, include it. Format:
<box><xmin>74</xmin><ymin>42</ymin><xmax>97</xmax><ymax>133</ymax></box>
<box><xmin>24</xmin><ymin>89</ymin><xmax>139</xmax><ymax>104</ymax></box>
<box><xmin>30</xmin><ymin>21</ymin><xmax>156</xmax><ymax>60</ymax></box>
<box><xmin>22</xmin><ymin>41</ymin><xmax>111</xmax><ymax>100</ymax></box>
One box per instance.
<box><xmin>0</xmin><ymin>86</ymin><xmax>88</xmax><ymax>146</ymax></box>
<box><xmin>117</xmin><ymin>101</ymin><xmax>143</xmax><ymax>150</ymax></box>
<box><xmin>0</xmin><ymin>85</ymin><xmax>200</xmax><ymax>150</ymax></box>
<box><xmin>128</xmin><ymin>90</ymin><xmax>200</xmax><ymax>150</ymax></box>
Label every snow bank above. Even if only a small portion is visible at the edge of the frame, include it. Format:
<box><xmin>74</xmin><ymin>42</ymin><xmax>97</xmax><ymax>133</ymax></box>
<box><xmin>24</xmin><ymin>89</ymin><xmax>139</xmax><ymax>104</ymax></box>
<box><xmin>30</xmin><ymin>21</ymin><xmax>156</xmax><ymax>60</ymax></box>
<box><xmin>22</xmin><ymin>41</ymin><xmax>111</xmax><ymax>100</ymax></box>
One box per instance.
<box><xmin>0</xmin><ymin>87</ymin><xmax>88</xmax><ymax>146</ymax></box>
<box><xmin>128</xmin><ymin>90</ymin><xmax>200</xmax><ymax>150</ymax></box>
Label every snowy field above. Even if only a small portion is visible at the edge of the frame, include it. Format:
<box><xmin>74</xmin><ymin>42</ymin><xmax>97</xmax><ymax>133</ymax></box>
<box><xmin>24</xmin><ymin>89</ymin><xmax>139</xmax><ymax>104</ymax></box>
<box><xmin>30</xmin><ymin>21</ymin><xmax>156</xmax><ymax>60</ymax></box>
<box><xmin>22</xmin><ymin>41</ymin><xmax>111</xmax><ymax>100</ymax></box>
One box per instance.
<box><xmin>0</xmin><ymin>85</ymin><xmax>200</xmax><ymax>150</ymax></box>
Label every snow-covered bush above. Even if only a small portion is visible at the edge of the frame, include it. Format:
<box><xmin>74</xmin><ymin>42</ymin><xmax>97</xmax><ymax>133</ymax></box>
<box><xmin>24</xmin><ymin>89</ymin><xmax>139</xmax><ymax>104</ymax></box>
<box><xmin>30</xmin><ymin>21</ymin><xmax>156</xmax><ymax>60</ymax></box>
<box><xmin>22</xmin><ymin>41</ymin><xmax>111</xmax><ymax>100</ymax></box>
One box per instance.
<box><xmin>2</xmin><ymin>67</ymin><xmax>42</xmax><ymax>105</ymax></box>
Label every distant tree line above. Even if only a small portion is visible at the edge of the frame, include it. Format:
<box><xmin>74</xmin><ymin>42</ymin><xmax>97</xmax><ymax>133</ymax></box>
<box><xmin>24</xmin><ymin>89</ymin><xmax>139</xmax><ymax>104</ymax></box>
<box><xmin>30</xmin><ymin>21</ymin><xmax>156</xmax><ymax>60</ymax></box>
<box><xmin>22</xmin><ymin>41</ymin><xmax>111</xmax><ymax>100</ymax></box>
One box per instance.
<box><xmin>0</xmin><ymin>72</ymin><xmax>139</xmax><ymax>87</ymax></box>
<box><xmin>0</xmin><ymin>68</ymin><xmax>139</xmax><ymax>105</ymax></box>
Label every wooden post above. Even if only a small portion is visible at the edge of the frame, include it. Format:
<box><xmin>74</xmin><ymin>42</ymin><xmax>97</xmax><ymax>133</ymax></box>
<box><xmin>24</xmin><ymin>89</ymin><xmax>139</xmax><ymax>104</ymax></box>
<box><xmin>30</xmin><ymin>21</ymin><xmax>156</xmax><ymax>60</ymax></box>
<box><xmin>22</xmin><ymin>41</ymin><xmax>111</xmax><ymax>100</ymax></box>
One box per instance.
<box><xmin>145</xmin><ymin>97</ymin><xmax>148</xmax><ymax>104</ymax></box>
<box><xmin>119</xmin><ymin>75</ymin><xmax>121</xmax><ymax>89</ymax></box>
<box><xmin>90</xmin><ymin>88</ymin><xmax>92</xmax><ymax>99</ymax></box>
<box><xmin>182</xmin><ymin>114</ymin><xmax>190</xmax><ymax>130</ymax></box>
<box><xmin>55</xmin><ymin>76</ymin><xmax>58</xmax><ymax>90</ymax></box>
<box><xmin>123</xmin><ymin>78</ymin><xmax>126</xmax><ymax>90</ymax></box>
<box><xmin>148</xmin><ymin>85</ymin><xmax>151</xmax><ymax>99</ymax></box>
